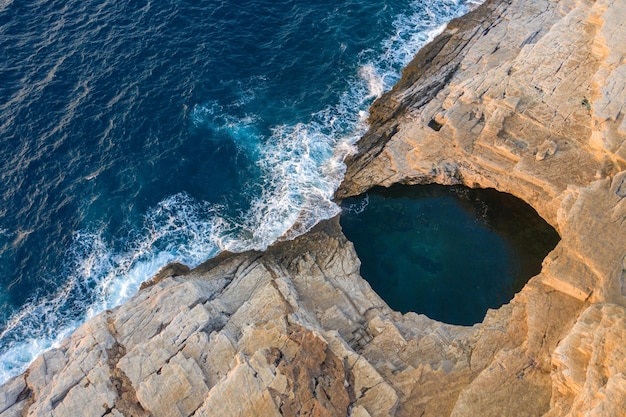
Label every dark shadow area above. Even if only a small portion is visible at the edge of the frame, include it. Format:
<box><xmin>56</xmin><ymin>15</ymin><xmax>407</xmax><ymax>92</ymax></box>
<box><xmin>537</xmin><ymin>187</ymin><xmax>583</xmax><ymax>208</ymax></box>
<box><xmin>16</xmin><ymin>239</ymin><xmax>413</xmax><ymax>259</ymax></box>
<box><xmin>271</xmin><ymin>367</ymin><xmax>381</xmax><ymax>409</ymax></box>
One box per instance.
<box><xmin>339</xmin><ymin>184</ymin><xmax>560</xmax><ymax>325</ymax></box>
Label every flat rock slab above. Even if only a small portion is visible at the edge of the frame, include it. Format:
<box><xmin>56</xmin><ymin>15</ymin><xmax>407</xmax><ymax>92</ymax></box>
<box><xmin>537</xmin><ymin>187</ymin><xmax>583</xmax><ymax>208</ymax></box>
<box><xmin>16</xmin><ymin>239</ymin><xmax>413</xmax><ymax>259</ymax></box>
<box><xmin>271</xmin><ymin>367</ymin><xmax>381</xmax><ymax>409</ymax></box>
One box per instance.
<box><xmin>2</xmin><ymin>0</ymin><xmax>626</xmax><ymax>415</ymax></box>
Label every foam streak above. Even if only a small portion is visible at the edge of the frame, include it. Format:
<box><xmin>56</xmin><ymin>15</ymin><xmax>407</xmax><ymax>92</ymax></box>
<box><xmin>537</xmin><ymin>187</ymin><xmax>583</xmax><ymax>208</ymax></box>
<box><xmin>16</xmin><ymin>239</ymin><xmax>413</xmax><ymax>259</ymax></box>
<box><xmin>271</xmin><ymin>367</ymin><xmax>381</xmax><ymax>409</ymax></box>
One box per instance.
<box><xmin>0</xmin><ymin>0</ymin><xmax>476</xmax><ymax>384</ymax></box>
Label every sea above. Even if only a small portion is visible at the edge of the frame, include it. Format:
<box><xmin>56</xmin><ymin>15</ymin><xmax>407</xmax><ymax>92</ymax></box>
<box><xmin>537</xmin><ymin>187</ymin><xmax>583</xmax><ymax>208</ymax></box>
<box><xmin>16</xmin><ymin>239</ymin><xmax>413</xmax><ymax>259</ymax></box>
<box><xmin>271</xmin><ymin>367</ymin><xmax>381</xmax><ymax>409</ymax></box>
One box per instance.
<box><xmin>0</xmin><ymin>0</ymin><xmax>477</xmax><ymax>384</ymax></box>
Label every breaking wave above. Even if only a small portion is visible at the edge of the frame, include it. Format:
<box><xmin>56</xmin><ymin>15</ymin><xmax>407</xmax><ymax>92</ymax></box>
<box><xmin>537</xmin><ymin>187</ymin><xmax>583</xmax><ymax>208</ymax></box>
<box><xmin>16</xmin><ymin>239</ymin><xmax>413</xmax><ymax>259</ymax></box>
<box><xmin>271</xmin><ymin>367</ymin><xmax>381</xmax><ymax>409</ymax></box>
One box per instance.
<box><xmin>0</xmin><ymin>0</ymin><xmax>474</xmax><ymax>383</ymax></box>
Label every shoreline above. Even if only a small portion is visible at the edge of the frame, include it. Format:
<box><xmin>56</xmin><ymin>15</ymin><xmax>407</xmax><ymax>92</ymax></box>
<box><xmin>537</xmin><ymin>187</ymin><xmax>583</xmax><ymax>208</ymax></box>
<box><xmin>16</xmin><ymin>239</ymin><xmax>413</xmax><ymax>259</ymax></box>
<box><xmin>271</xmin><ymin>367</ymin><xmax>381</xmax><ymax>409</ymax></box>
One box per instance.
<box><xmin>2</xmin><ymin>0</ymin><xmax>625</xmax><ymax>415</ymax></box>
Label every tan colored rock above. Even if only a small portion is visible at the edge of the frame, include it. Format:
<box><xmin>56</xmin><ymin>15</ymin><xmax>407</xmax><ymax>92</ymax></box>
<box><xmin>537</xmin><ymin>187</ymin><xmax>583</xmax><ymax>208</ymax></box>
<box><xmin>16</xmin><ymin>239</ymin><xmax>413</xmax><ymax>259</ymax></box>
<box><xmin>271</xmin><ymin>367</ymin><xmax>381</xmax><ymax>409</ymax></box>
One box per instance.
<box><xmin>547</xmin><ymin>304</ymin><xmax>626</xmax><ymax>417</ymax></box>
<box><xmin>0</xmin><ymin>375</ymin><xmax>28</xmax><ymax>417</ymax></box>
<box><xmin>1</xmin><ymin>0</ymin><xmax>625</xmax><ymax>416</ymax></box>
<box><xmin>337</xmin><ymin>0</ymin><xmax>626</xmax><ymax>414</ymax></box>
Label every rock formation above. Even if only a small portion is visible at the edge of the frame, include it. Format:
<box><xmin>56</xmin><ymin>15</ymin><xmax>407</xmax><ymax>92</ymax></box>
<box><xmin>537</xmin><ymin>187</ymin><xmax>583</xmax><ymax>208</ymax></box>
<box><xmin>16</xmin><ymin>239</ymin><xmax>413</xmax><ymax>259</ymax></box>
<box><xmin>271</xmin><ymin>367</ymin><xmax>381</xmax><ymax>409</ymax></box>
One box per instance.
<box><xmin>1</xmin><ymin>0</ymin><xmax>625</xmax><ymax>415</ymax></box>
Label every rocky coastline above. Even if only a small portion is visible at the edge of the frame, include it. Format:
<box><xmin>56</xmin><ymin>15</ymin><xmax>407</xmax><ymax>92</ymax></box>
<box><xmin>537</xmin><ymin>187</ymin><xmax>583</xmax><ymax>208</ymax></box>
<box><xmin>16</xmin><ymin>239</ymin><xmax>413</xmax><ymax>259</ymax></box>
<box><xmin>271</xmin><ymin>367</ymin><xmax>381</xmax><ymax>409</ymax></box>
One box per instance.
<box><xmin>1</xmin><ymin>0</ymin><xmax>625</xmax><ymax>415</ymax></box>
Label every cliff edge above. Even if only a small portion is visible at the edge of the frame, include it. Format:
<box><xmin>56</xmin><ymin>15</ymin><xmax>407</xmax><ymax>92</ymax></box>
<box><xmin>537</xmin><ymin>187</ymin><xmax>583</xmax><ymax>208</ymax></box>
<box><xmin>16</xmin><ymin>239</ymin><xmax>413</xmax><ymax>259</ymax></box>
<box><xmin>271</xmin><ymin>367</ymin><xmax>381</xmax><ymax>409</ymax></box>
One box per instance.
<box><xmin>1</xmin><ymin>0</ymin><xmax>625</xmax><ymax>415</ymax></box>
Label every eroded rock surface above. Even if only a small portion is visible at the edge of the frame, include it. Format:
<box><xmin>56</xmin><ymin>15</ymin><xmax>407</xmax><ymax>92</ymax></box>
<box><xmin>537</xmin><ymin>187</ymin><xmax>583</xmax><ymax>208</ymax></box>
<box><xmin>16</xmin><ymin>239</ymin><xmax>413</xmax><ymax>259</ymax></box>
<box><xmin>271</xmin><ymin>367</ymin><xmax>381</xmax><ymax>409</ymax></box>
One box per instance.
<box><xmin>0</xmin><ymin>219</ymin><xmax>482</xmax><ymax>417</ymax></box>
<box><xmin>2</xmin><ymin>0</ymin><xmax>625</xmax><ymax>415</ymax></box>
<box><xmin>338</xmin><ymin>0</ymin><xmax>626</xmax><ymax>414</ymax></box>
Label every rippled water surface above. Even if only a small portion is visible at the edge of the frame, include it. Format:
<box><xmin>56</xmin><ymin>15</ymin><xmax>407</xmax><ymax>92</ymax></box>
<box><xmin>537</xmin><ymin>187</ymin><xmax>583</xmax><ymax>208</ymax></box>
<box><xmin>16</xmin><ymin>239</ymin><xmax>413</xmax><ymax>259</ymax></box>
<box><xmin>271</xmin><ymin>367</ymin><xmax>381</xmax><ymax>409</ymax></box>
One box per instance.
<box><xmin>0</xmin><ymin>0</ymin><xmax>475</xmax><ymax>381</ymax></box>
<box><xmin>340</xmin><ymin>185</ymin><xmax>561</xmax><ymax>325</ymax></box>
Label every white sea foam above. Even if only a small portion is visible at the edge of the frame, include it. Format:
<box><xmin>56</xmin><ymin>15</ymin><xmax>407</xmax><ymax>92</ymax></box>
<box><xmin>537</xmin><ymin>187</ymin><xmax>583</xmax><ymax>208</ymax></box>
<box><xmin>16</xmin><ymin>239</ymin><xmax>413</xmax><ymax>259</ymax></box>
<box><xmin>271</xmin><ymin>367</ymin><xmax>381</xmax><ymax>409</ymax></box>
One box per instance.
<box><xmin>190</xmin><ymin>101</ymin><xmax>262</xmax><ymax>157</ymax></box>
<box><xmin>359</xmin><ymin>64</ymin><xmax>385</xmax><ymax>99</ymax></box>
<box><xmin>371</xmin><ymin>0</ymin><xmax>471</xmax><ymax>92</ymax></box>
<box><xmin>0</xmin><ymin>195</ymin><xmax>231</xmax><ymax>383</ymax></box>
<box><xmin>343</xmin><ymin>194</ymin><xmax>370</xmax><ymax>215</ymax></box>
<box><xmin>0</xmin><ymin>0</ymin><xmax>14</xmax><ymax>13</ymax></box>
<box><xmin>0</xmin><ymin>0</ymin><xmax>477</xmax><ymax>385</ymax></box>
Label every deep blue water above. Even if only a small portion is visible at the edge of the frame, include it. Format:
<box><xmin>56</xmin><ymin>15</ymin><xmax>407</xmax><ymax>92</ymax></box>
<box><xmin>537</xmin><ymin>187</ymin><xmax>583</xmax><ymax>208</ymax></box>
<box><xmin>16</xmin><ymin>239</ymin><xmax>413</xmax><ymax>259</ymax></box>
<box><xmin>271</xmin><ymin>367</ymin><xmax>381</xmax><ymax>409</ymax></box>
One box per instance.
<box><xmin>340</xmin><ymin>185</ymin><xmax>560</xmax><ymax>325</ymax></box>
<box><xmin>0</xmin><ymin>0</ymin><xmax>475</xmax><ymax>382</ymax></box>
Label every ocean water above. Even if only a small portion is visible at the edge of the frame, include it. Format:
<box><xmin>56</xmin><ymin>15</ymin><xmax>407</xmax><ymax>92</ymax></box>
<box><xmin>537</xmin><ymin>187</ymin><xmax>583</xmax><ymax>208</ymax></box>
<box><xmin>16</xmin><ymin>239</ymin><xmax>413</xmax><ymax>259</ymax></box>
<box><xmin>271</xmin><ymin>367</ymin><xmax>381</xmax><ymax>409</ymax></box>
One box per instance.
<box><xmin>0</xmin><ymin>0</ymin><xmax>476</xmax><ymax>383</ymax></box>
<box><xmin>340</xmin><ymin>185</ymin><xmax>560</xmax><ymax>325</ymax></box>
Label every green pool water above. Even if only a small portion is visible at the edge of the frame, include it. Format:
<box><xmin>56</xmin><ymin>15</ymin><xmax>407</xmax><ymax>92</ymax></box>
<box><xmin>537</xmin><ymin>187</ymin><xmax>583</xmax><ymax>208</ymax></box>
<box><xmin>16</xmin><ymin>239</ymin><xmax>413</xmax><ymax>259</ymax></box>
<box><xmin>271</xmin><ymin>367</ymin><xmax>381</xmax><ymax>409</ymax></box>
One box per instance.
<box><xmin>339</xmin><ymin>184</ymin><xmax>560</xmax><ymax>325</ymax></box>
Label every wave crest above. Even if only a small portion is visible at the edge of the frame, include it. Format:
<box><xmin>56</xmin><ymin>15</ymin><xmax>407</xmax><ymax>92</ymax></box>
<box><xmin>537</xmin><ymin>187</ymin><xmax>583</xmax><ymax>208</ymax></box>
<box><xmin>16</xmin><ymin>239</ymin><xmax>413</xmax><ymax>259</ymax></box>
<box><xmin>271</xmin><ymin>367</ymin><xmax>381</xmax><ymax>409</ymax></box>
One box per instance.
<box><xmin>0</xmin><ymin>0</ymin><xmax>475</xmax><ymax>384</ymax></box>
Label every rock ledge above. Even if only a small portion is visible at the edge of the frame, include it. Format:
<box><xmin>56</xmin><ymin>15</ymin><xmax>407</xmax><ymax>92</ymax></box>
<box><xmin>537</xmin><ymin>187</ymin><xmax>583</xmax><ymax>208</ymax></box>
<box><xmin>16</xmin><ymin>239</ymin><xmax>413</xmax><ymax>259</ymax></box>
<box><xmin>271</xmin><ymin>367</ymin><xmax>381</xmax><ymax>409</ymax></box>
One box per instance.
<box><xmin>2</xmin><ymin>0</ymin><xmax>625</xmax><ymax>415</ymax></box>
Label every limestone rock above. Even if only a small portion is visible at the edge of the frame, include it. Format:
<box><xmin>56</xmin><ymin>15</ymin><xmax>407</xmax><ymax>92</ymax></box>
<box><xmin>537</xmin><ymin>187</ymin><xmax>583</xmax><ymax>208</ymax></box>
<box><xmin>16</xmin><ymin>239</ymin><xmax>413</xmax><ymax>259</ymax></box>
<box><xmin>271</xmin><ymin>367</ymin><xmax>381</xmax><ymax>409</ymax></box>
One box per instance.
<box><xmin>338</xmin><ymin>0</ymin><xmax>626</xmax><ymax>413</ymax></box>
<box><xmin>0</xmin><ymin>217</ymin><xmax>488</xmax><ymax>417</ymax></box>
<box><xmin>547</xmin><ymin>304</ymin><xmax>626</xmax><ymax>417</ymax></box>
<box><xmin>2</xmin><ymin>0</ymin><xmax>626</xmax><ymax>416</ymax></box>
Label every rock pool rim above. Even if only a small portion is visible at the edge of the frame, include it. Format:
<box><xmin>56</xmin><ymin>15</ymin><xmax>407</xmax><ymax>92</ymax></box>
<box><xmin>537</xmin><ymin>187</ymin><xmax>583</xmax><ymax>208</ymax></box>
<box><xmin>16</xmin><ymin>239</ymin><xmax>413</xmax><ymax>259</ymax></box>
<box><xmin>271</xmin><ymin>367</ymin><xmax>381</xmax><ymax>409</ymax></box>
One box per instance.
<box><xmin>338</xmin><ymin>183</ymin><xmax>561</xmax><ymax>325</ymax></box>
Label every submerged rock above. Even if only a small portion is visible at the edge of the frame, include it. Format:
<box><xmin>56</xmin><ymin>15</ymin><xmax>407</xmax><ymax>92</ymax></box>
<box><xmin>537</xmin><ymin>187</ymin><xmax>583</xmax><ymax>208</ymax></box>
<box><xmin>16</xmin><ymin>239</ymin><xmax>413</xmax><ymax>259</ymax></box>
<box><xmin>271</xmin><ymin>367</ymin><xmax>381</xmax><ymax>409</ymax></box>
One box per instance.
<box><xmin>2</xmin><ymin>0</ymin><xmax>625</xmax><ymax>415</ymax></box>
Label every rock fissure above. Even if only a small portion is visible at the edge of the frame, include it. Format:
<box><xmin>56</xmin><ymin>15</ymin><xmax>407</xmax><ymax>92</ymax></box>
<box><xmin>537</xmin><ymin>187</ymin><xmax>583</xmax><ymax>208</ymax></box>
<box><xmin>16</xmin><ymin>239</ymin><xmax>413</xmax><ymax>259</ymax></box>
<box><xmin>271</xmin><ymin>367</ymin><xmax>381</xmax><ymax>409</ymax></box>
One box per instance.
<box><xmin>49</xmin><ymin>377</ymin><xmax>82</xmax><ymax>410</ymax></box>
<box><xmin>16</xmin><ymin>372</ymin><xmax>35</xmax><ymax>417</ymax></box>
<box><xmin>105</xmin><ymin>316</ymin><xmax>150</xmax><ymax>417</ymax></box>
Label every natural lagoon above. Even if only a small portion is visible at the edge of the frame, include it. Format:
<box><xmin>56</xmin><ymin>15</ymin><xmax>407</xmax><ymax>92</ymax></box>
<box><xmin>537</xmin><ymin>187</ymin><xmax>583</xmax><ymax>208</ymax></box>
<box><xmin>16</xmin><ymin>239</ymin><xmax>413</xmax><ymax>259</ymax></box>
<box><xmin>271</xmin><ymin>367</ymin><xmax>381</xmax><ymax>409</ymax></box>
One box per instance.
<box><xmin>340</xmin><ymin>184</ymin><xmax>560</xmax><ymax>325</ymax></box>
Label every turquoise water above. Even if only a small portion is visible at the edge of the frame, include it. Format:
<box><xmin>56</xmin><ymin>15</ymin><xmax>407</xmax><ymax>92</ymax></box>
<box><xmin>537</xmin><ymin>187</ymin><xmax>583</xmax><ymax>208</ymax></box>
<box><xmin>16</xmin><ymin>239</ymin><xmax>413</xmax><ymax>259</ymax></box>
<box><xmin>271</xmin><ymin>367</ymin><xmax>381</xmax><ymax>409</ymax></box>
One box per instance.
<box><xmin>340</xmin><ymin>185</ymin><xmax>560</xmax><ymax>325</ymax></box>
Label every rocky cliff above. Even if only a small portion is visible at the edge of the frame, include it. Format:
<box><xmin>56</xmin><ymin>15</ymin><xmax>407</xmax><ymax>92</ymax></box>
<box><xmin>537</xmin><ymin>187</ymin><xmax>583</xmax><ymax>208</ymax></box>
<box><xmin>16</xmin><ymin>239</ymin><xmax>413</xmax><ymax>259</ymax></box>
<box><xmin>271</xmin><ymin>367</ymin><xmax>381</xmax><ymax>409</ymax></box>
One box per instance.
<box><xmin>1</xmin><ymin>0</ymin><xmax>625</xmax><ymax>415</ymax></box>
